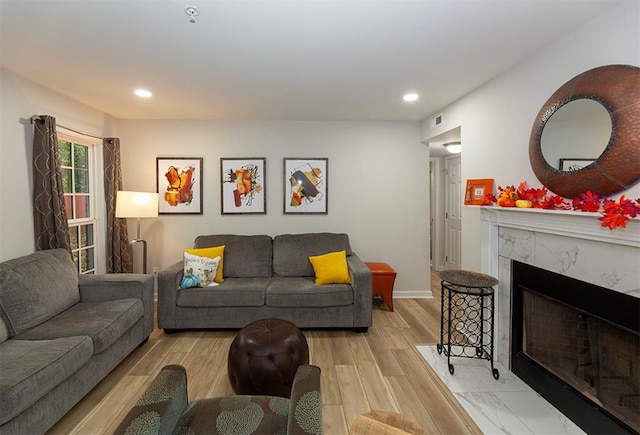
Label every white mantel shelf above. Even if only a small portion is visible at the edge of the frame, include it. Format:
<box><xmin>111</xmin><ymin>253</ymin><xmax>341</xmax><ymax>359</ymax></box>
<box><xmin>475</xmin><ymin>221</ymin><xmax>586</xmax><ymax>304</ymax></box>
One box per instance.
<box><xmin>480</xmin><ymin>206</ymin><xmax>640</xmax><ymax>248</ymax></box>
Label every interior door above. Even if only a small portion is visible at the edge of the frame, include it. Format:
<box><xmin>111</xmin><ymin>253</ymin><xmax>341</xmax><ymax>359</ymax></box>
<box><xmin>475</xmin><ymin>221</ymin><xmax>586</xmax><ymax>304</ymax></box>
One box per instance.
<box><xmin>444</xmin><ymin>155</ymin><xmax>462</xmax><ymax>270</ymax></box>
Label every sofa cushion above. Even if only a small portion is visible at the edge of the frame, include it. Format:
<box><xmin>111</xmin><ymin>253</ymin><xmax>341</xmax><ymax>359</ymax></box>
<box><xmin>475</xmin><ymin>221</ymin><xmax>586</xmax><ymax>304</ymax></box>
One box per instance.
<box><xmin>175</xmin><ymin>396</ymin><xmax>290</xmax><ymax>435</ymax></box>
<box><xmin>273</xmin><ymin>233</ymin><xmax>352</xmax><ymax>277</ymax></box>
<box><xmin>0</xmin><ymin>336</ymin><xmax>93</xmax><ymax>425</ymax></box>
<box><xmin>176</xmin><ymin>278</ymin><xmax>266</xmax><ymax>307</ymax></box>
<box><xmin>14</xmin><ymin>299</ymin><xmax>143</xmax><ymax>354</ymax></box>
<box><xmin>194</xmin><ymin>235</ymin><xmax>273</xmax><ymax>278</ymax></box>
<box><xmin>266</xmin><ymin>277</ymin><xmax>354</xmax><ymax>307</ymax></box>
<box><xmin>0</xmin><ymin>249</ymin><xmax>80</xmax><ymax>336</ymax></box>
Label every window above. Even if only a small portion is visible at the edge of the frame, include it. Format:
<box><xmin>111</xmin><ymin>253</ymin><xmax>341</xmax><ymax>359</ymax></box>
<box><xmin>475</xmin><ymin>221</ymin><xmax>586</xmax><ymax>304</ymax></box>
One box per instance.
<box><xmin>59</xmin><ymin>138</ymin><xmax>97</xmax><ymax>274</ymax></box>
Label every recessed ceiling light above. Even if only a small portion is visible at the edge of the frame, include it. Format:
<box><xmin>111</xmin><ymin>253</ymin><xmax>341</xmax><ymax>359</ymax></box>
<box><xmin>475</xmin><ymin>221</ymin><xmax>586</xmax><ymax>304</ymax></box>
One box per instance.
<box><xmin>134</xmin><ymin>89</ymin><xmax>152</xmax><ymax>98</ymax></box>
<box><xmin>403</xmin><ymin>93</ymin><xmax>419</xmax><ymax>102</ymax></box>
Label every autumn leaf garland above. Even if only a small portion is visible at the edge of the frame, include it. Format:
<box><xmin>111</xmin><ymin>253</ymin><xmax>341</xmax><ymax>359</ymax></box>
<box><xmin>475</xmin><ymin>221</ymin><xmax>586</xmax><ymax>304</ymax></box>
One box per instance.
<box><xmin>483</xmin><ymin>182</ymin><xmax>640</xmax><ymax>230</ymax></box>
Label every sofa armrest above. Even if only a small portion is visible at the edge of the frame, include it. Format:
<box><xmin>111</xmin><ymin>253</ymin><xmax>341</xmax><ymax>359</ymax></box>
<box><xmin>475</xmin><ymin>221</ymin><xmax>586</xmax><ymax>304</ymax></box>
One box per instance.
<box><xmin>157</xmin><ymin>261</ymin><xmax>184</xmax><ymax>330</ymax></box>
<box><xmin>287</xmin><ymin>364</ymin><xmax>322</xmax><ymax>435</ymax></box>
<box><xmin>114</xmin><ymin>364</ymin><xmax>188</xmax><ymax>435</ymax></box>
<box><xmin>347</xmin><ymin>253</ymin><xmax>373</xmax><ymax>329</ymax></box>
<box><xmin>78</xmin><ymin>273</ymin><xmax>154</xmax><ymax>338</ymax></box>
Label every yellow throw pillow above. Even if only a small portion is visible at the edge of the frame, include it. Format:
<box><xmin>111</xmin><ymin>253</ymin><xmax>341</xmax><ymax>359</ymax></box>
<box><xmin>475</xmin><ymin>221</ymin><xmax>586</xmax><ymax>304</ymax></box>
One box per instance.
<box><xmin>185</xmin><ymin>246</ymin><xmax>225</xmax><ymax>282</ymax></box>
<box><xmin>308</xmin><ymin>250</ymin><xmax>351</xmax><ymax>285</ymax></box>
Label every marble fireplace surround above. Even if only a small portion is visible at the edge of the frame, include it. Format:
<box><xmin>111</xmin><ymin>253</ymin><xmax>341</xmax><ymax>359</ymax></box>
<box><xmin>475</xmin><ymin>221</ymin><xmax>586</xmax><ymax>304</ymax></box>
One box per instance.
<box><xmin>479</xmin><ymin>206</ymin><xmax>640</xmax><ymax>367</ymax></box>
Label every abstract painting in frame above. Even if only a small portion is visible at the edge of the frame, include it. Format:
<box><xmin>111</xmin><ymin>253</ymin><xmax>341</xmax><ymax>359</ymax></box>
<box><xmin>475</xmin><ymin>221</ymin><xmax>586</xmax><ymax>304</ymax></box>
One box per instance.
<box><xmin>157</xmin><ymin>157</ymin><xmax>203</xmax><ymax>214</ymax></box>
<box><xmin>220</xmin><ymin>157</ymin><xmax>266</xmax><ymax>215</ymax></box>
<box><xmin>283</xmin><ymin>158</ymin><xmax>328</xmax><ymax>214</ymax></box>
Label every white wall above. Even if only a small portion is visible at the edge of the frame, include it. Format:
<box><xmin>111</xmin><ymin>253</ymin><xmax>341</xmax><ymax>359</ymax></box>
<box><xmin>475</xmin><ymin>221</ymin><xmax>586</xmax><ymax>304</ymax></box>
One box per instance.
<box><xmin>421</xmin><ymin>1</ymin><xmax>640</xmax><ymax>273</ymax></box>
<box><xmin>117</xmin><ymin>120</ymin><xmax>430</xmax><ymax>295</ymax></box>
<box><xmin>0</xmin><ymin>69</ymin><xmax>118</xmax><ymax>261</ymax></box>
<box><xmin>4</xmin><ymin>1</ymin><xmax>636</xmax><ymax>293</ymax></box>
<box><xmin>0</xmin><ymin>71</ymin><xmax>431</xmax><ymax>295</ymax></box>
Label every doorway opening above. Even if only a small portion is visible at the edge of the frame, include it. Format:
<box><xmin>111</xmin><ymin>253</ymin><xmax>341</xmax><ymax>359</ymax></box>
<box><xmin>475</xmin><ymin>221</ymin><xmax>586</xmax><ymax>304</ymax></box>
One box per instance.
<box><xmin>425</xmin><ymin>126</ymin><xmax>462</xmax><ymax>273</ymax></box>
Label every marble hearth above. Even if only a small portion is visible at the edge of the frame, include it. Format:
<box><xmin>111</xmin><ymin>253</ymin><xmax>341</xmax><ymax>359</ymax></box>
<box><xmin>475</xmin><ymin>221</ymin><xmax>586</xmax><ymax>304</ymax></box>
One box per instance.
<box><xmin>479</xmin><ymin>206</ymin><xmax>640</xmax><ymax>367</ymax></box>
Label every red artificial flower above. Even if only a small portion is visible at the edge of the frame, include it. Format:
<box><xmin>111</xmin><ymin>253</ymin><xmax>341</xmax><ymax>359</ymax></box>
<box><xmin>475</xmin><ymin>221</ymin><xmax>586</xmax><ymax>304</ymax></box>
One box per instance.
<box><xmin>529</xmin><ymin>187</ymin><xmax>549</xmax><ymax>207</ymax></box>
<box><xmin>599</xmin><ymin>212</ymin><xmax>629</xmax><ymax>230</ymax></box>
<box><xmin>550</xmin><ymin>195</ymin><xmax>570</xmax><ymax>209</ymax></box>
<box><xmin>482</xmin><ymin>193</ymin><xmax>497</xmax><ymax>205</ymax></box>
<box><xmin>617</xmin><ymin>195</ymin><xmax>640</xmax><ymax>217</ymax></box>
<box><xmin>597</xmin><ymin>196</ymin><xmax>640</xmax><ymax>230</ymax></box>
<box><xmin>573</xmin><ymin>191</ymin><xmax>601</xmax><ymax>212</ymax></box>
<box><xmin>517</xmin><ymin>182</ymin><xmax>532</xmax><ymax>200</ymax></box>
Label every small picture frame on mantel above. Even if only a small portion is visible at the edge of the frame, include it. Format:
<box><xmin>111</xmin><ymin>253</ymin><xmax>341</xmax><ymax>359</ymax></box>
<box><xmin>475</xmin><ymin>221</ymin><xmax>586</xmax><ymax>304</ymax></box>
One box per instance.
<box><xmin>464</xmin><ymin>178</ymin><xmax>493</xmax><ymax>205</ymax></box>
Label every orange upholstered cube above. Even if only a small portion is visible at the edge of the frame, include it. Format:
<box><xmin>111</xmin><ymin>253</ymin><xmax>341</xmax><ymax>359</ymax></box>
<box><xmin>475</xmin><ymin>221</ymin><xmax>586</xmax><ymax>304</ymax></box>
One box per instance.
<box><xmin>366</xmin><ymin>262</ymin><xmax>396</xmax><ymax>311</ymax></box>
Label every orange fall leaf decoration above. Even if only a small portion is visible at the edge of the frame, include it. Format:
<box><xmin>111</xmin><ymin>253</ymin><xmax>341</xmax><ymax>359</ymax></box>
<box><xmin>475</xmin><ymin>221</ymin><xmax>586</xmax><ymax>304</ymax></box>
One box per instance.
<box><xmin>484</xmin><ymin>182</ymin><xmax>640</xmax><ymax>231</ymax></box>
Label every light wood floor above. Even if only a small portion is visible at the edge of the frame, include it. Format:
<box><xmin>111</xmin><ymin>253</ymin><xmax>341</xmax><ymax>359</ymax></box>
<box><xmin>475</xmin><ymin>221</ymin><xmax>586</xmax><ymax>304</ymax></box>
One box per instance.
<box><xmin>48</xmin><ymin>271</ymin><xmax>481</xmax><ymax>434</ymax></box>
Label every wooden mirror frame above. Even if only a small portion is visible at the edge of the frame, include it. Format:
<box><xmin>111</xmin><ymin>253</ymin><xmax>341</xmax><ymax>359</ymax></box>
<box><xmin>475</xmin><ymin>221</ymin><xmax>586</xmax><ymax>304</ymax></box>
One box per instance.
<box><xmin>529</xmin><ymin>64</ymin><xmax>640</xmax><ymax>198</ymax></box>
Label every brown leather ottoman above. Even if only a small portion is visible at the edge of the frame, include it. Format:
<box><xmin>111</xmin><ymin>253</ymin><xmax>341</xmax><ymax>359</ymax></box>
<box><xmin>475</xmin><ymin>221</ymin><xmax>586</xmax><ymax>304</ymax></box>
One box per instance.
<box><xmin>227</xmin><ymin>318</ymin><xmax>309</xmax><ymax>397</ymax></box>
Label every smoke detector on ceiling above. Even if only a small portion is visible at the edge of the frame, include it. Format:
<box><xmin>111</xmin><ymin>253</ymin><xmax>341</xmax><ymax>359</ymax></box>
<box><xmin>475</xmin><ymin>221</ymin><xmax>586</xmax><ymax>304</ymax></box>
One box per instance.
<box><xmin>184</xmin><ymin>6</ymin><xmax>200</xmax><ymax>24</ymax></box>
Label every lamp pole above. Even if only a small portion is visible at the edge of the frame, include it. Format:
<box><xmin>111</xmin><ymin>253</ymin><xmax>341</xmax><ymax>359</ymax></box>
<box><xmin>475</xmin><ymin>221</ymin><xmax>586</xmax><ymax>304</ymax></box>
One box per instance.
<box><xmin>131</xmin><ymin>217</ymin><xmax>148</xmax><ymax>274</ymax></box>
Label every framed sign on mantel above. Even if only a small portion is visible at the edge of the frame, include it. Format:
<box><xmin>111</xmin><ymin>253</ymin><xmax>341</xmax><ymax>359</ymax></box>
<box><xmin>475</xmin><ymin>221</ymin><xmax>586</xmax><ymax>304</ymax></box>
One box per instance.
<box><xmin>220</xmin><ymin>157</ymin><xmax>266</xmax><ymax>215</ymax></box>
<box><xmin>283</xmin><ymin>158</ymin><xmax>328</xmax><ymax>214</ymax></box>
<box><xmin>157</xmin><ymin>157</ymin><xmax>203</xmax><ymax>214</ymax></box>
<box><xmin>464</xmin><ymin>178</ymin><xmax>493</xmax><ymax>205</ymax></box>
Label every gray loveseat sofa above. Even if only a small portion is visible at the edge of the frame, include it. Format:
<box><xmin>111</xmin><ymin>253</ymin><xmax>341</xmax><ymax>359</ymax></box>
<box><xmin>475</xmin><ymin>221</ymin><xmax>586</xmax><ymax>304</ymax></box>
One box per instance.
<box><xmin>158</xmin><ymin>233</ymin><xmax>372</xmax><ymax>333</ymax></box>
<box><xmin>0</xmin><ymin>249</ymin><xmax>154</xmax><ymax>434</ymax></box>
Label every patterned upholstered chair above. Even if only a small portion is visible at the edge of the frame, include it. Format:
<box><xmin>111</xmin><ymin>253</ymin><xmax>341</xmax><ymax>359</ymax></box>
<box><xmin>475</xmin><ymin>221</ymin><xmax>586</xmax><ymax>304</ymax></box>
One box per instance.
<box><xmin>114</xmin><ymin>364</ymin><xmax>322</xmax><ymax>435</ymax></box>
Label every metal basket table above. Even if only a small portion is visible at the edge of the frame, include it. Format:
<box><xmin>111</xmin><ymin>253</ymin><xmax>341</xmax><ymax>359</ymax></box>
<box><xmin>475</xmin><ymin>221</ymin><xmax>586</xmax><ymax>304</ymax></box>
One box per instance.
<box><xmin>437</xmin><ymin>269</ymin><xmax>500</xmax><ymax>379</ymax></box>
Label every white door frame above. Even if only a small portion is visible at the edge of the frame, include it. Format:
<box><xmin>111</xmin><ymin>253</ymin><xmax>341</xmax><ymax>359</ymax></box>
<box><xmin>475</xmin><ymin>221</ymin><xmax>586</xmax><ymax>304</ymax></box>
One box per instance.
<box><xmin>430</xmin><ymin>157</ymin><xmax>444</xmax><ymax>270</ymax></box>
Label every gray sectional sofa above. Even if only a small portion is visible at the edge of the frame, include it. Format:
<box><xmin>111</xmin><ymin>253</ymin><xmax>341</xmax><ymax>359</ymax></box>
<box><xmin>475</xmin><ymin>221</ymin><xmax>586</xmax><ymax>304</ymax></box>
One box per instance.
<box><xmin>158</xmin><ymin>233</ymin><xmax>372</xmax><ymax>332</ymax></box>
<box><xmin>0</xmin><ymin>249</ymin><xmax>154</xmax><ymax>434</ymax></box>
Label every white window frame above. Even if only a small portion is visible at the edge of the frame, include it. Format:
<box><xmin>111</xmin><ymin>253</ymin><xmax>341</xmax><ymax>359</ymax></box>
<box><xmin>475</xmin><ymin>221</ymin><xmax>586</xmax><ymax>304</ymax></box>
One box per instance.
<box><xmin>57</xmin><ymin>129</ymin><xmax>106</xmax><ymax>274</ymax></box>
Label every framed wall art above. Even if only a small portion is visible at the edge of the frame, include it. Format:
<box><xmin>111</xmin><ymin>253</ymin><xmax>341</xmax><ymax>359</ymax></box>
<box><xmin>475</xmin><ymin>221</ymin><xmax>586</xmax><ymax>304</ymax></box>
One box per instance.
<box><xmin>559</xmin><ymin>158</ymin><xmax>595</xmax><ymax>172</ymax></box>
<box><xmin>157</xmin><ymin>157</ymin><xmax>203</xmax><ymax>214</ymax></box>
<box><xmin>464</xmin><ymin>178</ymin><xmax>493</xmax><ymax>205</ymax></box>
<box><xmin>283</xmin><ymin>158</ymin><xmax>328</xmax><ymax>214</ymax></box>
<box><xmin>220</xmin><ymin>157</ymin><xmax>266</xmax><ymax>214</ymax></box>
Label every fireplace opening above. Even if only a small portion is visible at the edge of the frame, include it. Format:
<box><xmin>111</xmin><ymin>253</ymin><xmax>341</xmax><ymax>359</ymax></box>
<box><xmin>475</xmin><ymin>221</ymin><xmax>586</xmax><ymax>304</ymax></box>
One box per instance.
<box><xmin>511</xmin><ymin>261</ymin><xmax>639</xmax><ymax>434</ymax></box>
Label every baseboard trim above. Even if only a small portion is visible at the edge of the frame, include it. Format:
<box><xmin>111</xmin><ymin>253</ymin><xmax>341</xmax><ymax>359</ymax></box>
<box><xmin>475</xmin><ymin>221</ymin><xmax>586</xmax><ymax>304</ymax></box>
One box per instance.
<box><xmin>394</xmin><ymin>290</ymin><xmax>432</xmax><ymax>298</ymax></box>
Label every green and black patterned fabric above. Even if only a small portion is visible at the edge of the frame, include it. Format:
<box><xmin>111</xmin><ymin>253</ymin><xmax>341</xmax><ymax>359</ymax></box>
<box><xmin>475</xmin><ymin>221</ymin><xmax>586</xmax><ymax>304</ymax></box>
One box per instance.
<box><xmin>114</xmin><ymin>364</ymin><xmax>322</xmax><ymax>435</ymax></box>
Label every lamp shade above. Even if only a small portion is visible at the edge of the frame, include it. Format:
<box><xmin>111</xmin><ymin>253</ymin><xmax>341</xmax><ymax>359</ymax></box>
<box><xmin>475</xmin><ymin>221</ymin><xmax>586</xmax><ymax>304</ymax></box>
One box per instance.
<box><xmin>115</xmin><ymin>191</ymin><xmax>159</xmax><ymax>218</ymax></box>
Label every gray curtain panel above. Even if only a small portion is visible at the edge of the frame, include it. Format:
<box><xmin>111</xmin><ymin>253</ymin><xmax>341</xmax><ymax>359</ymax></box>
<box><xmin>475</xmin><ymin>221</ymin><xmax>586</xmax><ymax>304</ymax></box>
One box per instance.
<box><xmin>32</xmin><ymin>115</ymin><xmax>71</xmax><ymax>252</ymax></box>
<box><xmin>103</xmin><ymin>138</ymin><xmax>132</xmax><ymax>273</ymax></box>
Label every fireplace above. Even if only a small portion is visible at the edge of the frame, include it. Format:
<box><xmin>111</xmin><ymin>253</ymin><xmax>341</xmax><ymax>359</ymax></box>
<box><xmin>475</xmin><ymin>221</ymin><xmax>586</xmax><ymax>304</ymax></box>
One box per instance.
<box><xmin>511</xmin><ymin>261</ymin><xmax>639</xmax><ymax>433</ymax></box>
<box><xmin>480</xmin><ymin>207</ymin><xmax>640</xmax><ymax>433</ymax></box>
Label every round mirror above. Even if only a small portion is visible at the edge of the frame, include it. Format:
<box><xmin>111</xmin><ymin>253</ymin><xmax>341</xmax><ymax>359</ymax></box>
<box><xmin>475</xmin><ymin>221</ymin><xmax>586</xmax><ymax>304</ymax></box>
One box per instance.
<box><xmin>529</xmin><ymin>64</ymin><xmax>640</xmax><ymax>198</ymax></box>
<box><xmin>540</xmin><ymin>99</ymin><xmax>611</xmax><ymax>171</ymax></box>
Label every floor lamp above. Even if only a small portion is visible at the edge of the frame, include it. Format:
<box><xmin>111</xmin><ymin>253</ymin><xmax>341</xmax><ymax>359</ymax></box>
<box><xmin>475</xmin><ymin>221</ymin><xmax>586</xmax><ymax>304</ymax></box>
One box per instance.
<box><xmin>115</xmin><ymin>191</ymin><xmax>158</xmax><ymax>274</ymax></box>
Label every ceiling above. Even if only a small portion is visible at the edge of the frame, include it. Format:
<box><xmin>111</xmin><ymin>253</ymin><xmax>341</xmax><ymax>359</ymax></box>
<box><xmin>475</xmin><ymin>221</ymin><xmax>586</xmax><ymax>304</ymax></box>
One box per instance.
<box><xmin>0</xmin><ymin>0</ymin><xmax>621</xmax><ymax>123</ymax></box>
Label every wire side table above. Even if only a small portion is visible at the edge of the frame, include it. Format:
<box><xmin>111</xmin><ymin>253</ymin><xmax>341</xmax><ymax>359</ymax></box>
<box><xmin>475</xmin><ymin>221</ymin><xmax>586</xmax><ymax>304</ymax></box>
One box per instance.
<box><xmin>437</xmin><ymin>269</ymin><xmax>500</xmax><ymax>380</ymax></box>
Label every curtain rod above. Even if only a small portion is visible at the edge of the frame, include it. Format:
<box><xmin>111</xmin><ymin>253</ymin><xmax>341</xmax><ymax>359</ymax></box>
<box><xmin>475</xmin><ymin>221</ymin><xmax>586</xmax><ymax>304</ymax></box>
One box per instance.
<box><xmin>30</xmin><ymin>115</ymin><xmax>106</xmax><ymax>141</ymax></box>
